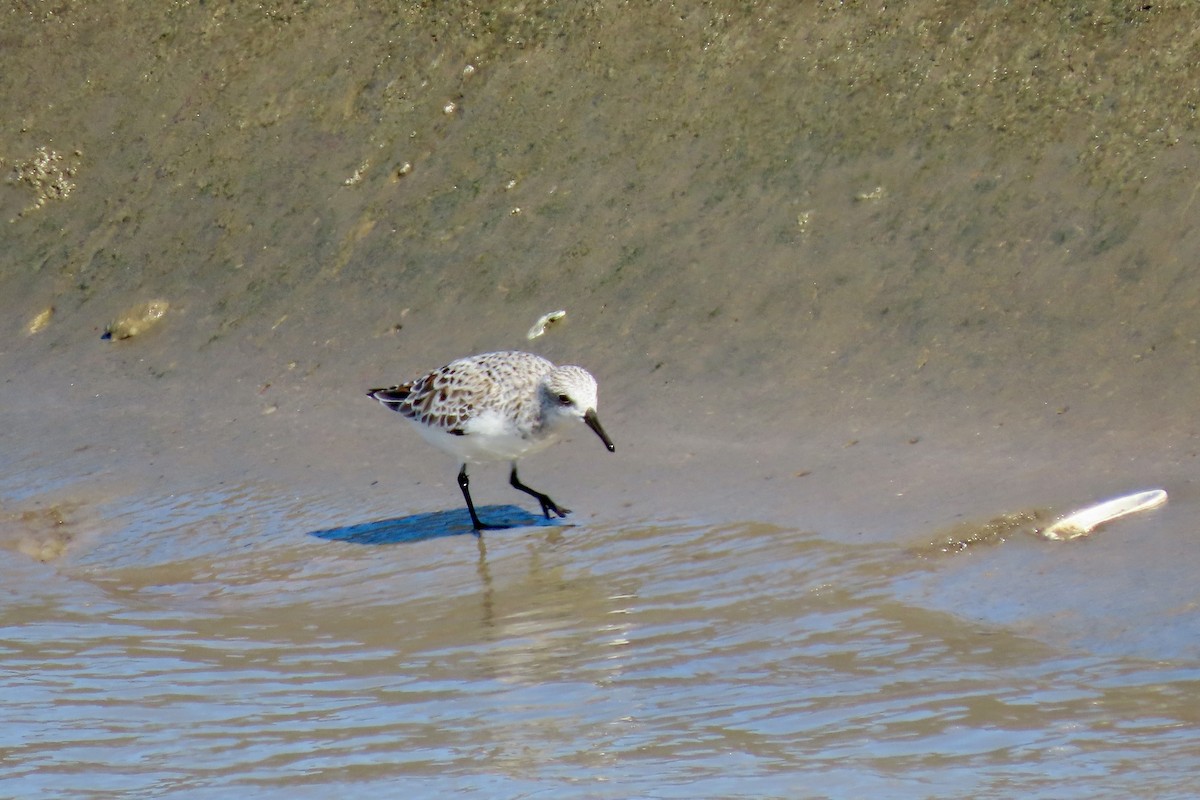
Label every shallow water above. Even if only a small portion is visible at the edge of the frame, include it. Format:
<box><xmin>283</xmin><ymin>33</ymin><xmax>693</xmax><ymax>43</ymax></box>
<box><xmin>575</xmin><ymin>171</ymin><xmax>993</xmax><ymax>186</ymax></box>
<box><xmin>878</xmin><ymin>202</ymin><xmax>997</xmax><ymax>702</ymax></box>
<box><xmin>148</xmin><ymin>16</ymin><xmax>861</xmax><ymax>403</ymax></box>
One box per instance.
<box><xmin>1</xmin><ymin>481</ymin><xmax>1196</xmax><ymax>798</ymax></box>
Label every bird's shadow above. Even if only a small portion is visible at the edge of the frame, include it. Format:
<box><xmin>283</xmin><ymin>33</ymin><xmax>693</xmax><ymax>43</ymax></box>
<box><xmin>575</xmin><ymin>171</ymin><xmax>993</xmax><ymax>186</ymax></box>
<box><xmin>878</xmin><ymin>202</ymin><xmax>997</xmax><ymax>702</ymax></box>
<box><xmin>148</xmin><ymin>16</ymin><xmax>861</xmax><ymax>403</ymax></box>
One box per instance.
<box><xmin>308</xmin><ymin>505</ymin><xmax>558</xmax><ymax>545</ymax></box>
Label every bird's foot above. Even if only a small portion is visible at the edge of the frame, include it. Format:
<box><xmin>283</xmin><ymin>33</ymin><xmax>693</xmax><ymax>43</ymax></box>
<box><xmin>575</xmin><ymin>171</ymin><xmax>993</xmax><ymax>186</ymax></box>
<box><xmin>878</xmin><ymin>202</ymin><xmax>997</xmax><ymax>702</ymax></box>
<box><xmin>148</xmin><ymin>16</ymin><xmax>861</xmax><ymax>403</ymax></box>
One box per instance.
<box><xmin>540</xmin><ymin>498</ymin><xmax>572</xmax><ymax>519</ymax></box>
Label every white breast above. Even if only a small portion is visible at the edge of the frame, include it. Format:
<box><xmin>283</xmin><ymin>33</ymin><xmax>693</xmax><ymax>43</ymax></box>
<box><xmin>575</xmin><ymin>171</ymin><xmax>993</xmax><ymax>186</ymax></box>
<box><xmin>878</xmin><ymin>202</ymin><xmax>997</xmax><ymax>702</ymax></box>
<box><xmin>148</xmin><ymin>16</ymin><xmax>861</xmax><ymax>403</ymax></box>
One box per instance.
<box><xmin>410</xmin><ymin>409</ymin><xmax>560</xmax><ymax>464</ymax></box>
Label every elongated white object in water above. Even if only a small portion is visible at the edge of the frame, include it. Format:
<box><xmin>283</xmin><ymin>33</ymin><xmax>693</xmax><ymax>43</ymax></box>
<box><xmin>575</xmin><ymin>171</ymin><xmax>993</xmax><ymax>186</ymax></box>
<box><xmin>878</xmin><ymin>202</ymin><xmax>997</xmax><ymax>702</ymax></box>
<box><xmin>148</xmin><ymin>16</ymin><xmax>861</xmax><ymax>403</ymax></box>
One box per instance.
<box><xmin>1040</xmin><ymin>489</ymin><xmax>1167</xmax><ymax>541</ymax></box>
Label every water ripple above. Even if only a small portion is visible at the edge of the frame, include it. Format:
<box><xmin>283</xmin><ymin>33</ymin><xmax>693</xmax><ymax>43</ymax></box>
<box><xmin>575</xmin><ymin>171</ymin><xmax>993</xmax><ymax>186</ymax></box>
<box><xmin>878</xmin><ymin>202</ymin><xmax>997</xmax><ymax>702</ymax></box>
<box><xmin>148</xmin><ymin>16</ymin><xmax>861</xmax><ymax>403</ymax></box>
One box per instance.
<box><xmin>0</xmin><ymin>495</ymin><xmax>1197</xmax><ymax>798</ymax></box>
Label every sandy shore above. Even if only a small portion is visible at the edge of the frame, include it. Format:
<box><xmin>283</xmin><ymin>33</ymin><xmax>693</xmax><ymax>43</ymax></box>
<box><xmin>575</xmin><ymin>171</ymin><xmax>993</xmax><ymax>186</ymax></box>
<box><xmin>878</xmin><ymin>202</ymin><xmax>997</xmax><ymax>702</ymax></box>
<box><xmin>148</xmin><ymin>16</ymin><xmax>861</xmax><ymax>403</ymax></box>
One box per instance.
<box><xmin>1</xmin><ymin>0</ymin><xmax>1196</xmax><ymax>573</ymax></box>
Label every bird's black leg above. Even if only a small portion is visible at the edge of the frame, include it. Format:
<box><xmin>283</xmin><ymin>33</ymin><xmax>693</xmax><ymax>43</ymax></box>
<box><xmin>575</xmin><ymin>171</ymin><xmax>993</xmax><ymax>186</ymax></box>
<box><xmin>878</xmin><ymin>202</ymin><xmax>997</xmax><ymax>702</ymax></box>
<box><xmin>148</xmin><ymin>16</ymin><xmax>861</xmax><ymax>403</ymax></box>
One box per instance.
<box><xmin>509</xmin><ymin>464</ymin><xmax>571</xmax><ymax>519</ymax></box>
<box><xmin>458</xmin><ymin>464</ymin><xmax>505</xmax><ymax>532</ymax></box>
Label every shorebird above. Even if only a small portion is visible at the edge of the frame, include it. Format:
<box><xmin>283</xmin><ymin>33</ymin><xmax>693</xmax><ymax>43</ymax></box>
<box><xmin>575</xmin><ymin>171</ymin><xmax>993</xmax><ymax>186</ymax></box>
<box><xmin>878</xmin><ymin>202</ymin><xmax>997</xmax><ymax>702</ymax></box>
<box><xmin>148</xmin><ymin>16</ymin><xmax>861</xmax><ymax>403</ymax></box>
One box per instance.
<box><xmin>368</xmin><ymin>351</ymin><xmax>614</xmax><ymax>530</ymax></box>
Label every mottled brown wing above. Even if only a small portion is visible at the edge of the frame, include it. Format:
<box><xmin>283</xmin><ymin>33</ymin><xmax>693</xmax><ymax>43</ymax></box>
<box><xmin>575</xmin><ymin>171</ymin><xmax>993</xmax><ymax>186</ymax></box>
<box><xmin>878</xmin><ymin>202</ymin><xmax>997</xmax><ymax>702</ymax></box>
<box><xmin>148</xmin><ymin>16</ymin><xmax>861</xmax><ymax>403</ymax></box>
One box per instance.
<box><xmin>369</xmin><ymin>365</ymin><xmax>485</xmax><ymax>434</ymax></box>
<box><xmin>370</xmin><ymin>352</ymin><xmax>551</xmax><ymax>436</ymax></box>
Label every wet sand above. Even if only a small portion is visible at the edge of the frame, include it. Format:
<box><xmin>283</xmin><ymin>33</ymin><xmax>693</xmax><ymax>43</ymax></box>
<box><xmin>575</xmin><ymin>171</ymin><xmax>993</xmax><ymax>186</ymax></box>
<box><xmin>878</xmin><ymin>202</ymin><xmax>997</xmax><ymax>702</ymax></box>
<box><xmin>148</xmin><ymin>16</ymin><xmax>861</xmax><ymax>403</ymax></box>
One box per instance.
<box><xmin>2</xmin><ymin>3</ymin><xmax>1200</xmax><ymax>797</ymax></box>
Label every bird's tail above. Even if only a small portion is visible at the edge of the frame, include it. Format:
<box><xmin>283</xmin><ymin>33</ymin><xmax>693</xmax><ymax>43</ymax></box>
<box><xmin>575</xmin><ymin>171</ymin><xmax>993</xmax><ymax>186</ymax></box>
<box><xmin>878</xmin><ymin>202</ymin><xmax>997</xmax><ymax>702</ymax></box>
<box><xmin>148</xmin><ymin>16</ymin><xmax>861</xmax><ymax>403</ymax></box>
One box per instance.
<box><xmin>367</xmin><ymin>385</ymin><xmax>412</xmax><ymax>413</ymax></box>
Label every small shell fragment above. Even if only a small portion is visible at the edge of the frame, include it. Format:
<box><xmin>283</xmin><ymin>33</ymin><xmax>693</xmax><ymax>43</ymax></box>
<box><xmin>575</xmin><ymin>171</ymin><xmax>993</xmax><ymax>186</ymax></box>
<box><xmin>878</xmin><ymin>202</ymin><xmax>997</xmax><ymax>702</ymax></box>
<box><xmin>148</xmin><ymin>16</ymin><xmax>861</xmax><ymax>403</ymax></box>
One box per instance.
<box><xmin>1040</xmin><ymin>489</ymin><xmax>1167</xmax><ymax>541</ymax></box>
<box><xmin>526</xmin><ymin>309</ymin><xmax>566</xmax><ymax>340</ymax></box>
<box><xmin>104</xmin><ymin>299</ymin><xmax>170</xmax><ymax>340</ymax></box>
<box><xmin>27</xmin><ymin>306</ymin><xmax>54</xmax><ymax>335</ymax></box>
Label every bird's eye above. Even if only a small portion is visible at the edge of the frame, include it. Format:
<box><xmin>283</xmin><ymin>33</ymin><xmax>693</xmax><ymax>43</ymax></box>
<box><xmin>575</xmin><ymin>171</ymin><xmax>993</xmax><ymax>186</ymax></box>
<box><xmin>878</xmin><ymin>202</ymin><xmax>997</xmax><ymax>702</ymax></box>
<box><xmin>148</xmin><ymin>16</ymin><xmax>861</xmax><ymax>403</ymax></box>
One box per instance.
<box><xmin>557</xmin><ymin>393</ymin><xmax>572</xmax><ymax>405</ymax></box>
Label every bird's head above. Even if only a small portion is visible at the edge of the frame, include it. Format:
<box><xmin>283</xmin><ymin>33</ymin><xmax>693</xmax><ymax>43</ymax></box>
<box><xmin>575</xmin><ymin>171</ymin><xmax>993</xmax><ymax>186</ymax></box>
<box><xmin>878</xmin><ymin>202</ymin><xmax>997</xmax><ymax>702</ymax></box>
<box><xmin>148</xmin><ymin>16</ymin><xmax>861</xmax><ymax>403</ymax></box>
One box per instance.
<box><xmin>540</xmin><ymin>366</ymin><xmax>615</xmax><ymax>452</ymax></box>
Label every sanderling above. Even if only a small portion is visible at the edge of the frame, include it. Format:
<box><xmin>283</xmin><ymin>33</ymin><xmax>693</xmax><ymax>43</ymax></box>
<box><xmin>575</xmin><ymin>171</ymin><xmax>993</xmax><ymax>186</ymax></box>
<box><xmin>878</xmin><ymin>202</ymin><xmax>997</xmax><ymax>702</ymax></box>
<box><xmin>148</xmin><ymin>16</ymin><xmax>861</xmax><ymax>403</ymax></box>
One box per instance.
<box><xmin>368</xmin><ymin>350</ymin><xmax>615</xmax><ymax>530</ymax></box>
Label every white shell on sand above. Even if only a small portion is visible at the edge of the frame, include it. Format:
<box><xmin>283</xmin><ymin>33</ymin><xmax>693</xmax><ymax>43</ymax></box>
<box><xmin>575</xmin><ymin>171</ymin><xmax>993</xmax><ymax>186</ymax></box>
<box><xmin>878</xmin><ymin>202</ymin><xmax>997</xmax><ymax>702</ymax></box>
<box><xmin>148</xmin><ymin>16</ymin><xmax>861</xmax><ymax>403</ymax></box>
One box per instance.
<box><xmin>526</xmin><ymin>309</ymin><xmax>566</xmax><ymax>340</ymax></box>
<box><xmin>1040</xmin><ymin>489</ymin><xmax>1168</xmax><ymax>541</ymax></box>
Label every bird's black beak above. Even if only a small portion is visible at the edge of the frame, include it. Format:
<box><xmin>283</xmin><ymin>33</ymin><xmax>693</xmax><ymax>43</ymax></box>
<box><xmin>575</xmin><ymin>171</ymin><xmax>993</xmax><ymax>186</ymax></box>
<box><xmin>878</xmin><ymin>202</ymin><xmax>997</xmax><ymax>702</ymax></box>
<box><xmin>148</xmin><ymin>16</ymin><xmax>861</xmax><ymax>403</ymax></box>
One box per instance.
<box><xmin>584</xmin><ymin>408</ymin><xmax>615</xmax><ymax>452</ymax></box>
